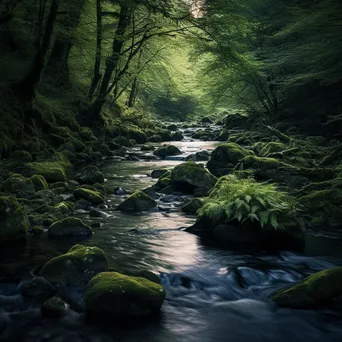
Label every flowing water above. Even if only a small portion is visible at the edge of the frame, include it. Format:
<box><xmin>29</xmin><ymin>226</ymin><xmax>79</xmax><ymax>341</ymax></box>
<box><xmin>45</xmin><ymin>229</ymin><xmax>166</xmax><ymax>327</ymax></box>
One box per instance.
<box><xmin>1</xmin><ymin>125</ymin><xmax>342</xmax><ymax>342</ymax></box>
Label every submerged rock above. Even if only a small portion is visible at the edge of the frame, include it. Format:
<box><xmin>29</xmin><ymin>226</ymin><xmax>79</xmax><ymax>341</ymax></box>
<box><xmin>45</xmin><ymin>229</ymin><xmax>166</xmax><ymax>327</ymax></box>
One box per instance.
<box><xmin>48</xmin><ymin>217</ymin><xmax>93</xmax><ymax>238</ymax></box>
<box><xmin>171</xmin><ymin>162</ymin><xmax>217</xmax><ymax>194</ymax></box>
<box><xmin>118</xmin><ymin>191</ymin><xmax>157</xmax><ymax>212</ymax></box>
<box><xmin>39</xmin><ymin>244</ymin><xmax>108</xmax><ymax>286</ymax></box>
<box><xmin>153</xmin><ymin>145</ymin><xmax>182</xmax><ymax>158</ymax></box>
<box><xmin>272</xmin><ymin>267</ymin><xmax>342</xmax><ymax>309</ymax></box>
<box><xmin>0</xmin><ymin>196</ymin><xmax>29</xmax><ymax>243</ymax></box>
<box><xmin>85</xmin><ymin>272</ymin><xmax>166</xmax><ymax>316</ymax></box>
<box><xmin>41</xmin><ymin>297</ymin><xmax>68</xmax><ymax>317</ymax></box>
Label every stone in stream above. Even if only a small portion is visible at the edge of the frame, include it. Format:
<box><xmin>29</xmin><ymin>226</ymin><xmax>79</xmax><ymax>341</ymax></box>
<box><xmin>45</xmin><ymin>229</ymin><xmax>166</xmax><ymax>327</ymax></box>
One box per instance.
<box><xmin>85</xmin><ymin>272</ymin><xmax>166</xmax><ymax>316</ymax></box>
<box><xmin>41</xmin><ymin>297</ymin><xmax>68</xmax><ymax>317</ymax></box>
<box><xmin>75</xmin><ymin>198</ymin><xmax>92</xmax><ymax>210</ymax></box>
<box><xmin>271</xmin><ymin>267</ymin><xmax>342</xmax><ymax>309</ymax></box>
<box><xmin>151</xmin><ymin>169</ymin><xmax>168</xmax><ymax>179</ymax></box>
<box><xmin>171</xmin><ymin>162</ymin><xmax>217</xmax><ymax>194</ymax></box>
<box><xmin>48</xmin><ymin>217</ymin><xmax>93</xmax><ymax>238</ymax></box>
<box><xmin>21</xmin><ymin>277</ymin><xmax>55</xmax><ymax>300</ymax></box>
<box><xmin>153</xmin><ymin>145</ymin><xmax>182</xmax><ymax>158</ymax></box>
<box><xmin>76</xmin><ymin>165</ymin><xmax>105</xmax><ymax>185</ymax></box>
<box><xmin>118</xmin><ymin>190</ymin><xmax>157</xmax><ymax>212</ymax></box>
<box><xmin>167</xmin><ymin>124</ymin><xmax>178</xmax><ymax>131</ymax></box>
<box><xmin>0</xmin><ymin>196</ymin><xmax>29</xmax><ymax>243</ymax></box>
<box><xmin>73</xmin><ymin>187</ymin><xmax>104</xmax><ymax>205</ymax></box>
<box><xmin>148</xmin><ymin>134</ymin><xmax>163</xmax><ymax>143</ymax></box>
<box><xmin>114</xmin><ymin>186</ymin><xmax>128</xmax><ymax>195</ymax></box>
<box><xmin>39</xmin><ymin>244</ymin><xmax>108</xmax><ymax>286</ymax></box>
<box><xmin>89</xmin><ymin>207</ymin><xmax>110</xmax><ymax>218</ymax></box>
<box><xmin>160</xmin><ymin>195</ymin><xmax>183</xmax><ymax>203</ymax></box>
<box><xmin>170</xmin><ymin>131</ymin><xmax>184</xmax><ymax>141</ymax></box>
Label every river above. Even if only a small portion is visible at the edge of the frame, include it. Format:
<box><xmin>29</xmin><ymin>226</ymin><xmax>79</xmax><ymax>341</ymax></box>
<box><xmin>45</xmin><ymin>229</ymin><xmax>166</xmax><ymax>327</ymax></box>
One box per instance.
<box><xmin>1</xmin><ymin>125</ymin><xmax>342</xmax><ymax>342</ymax></box>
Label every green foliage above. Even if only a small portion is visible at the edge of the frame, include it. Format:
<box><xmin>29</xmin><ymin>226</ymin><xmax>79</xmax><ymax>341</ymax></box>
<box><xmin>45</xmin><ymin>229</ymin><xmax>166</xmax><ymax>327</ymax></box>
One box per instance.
<box><xmin>199</xmin><ymin>175</ymin><xmax>301</xmax><ymax>230</ymax></box>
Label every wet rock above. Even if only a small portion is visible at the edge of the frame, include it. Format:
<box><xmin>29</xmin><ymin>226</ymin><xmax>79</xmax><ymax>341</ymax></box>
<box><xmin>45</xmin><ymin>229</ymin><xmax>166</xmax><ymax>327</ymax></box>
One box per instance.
<box><xmin>207</xmin><ymin>143</ymin><xmax>252</xmax><ymax>176</ymax></box>
<box><xmin>21</xmin><ymin>277</ymin><xmax>55</xmax><ymax>300</ymax></box>
<box><xmin>195</xmin><ymin>150</ymin><xmax>210</xmax><ymax>161</ymax></box>
<box><xmin>39</xmin><ymin>244</ymin><xmax>108</xmax><ymax>286</ymax></box>
<box><xmin>224</xmin><ymin>113</ymin><xmax>249</xmax><ymax>128</ymax></box>
<box><xmin>140</xmin><ymin>145</ymin><xmax>155</xmax><ymax>151</ymax></box>
<box><xmin>118</xmin><ymin>191</ymin><xmax>157</xmax><ymax>212</ymax></box>
<box><xmin>171</xmin><ymin>131</ymin><xmax>184</xmax><ymax>141</ymax></box>
<box><xmin>161</xmin><ymin>195</ymin><xmax>183</xmax><ymax>203</ymax></box>
<box><xmin>75</xmin><ymin>198</ymin><xmax>92</xmax><ymax>210</ymax></box>
<box><xmin>182</xmin><ymin>198</ymin><xmax>203</xmax><ymax>214</ymax></box>
<box><xmin>151</xmin><ymin>170</ymin><xmax>168</xmax><ymax>179</ymax></box>
<box><xmin>143</xmin><ymin>188</ymin><xmax>160</xmax><ymax>200</ymax></box>
<box><xmin>272</xmin><ymin>267</ymin><xmax>342</xmax><ymax>309</ymax></box>
<box><xmin>41</xmin><ymin>297</ymin><xmax>68</xmax><ymax>317</ymax></box>
<box><xmin>73</xmin><ymin>187</ymin><xmax>104</xmax><ymax>205</ymax></box>
<box><xmin>48</xmin><ymin>217</ymin><xmax>93</xmax><ymax>238</ymax></box>
<box><xmin>167</xmin><ymin>124</ymin><xmax>178</xmax><ymax>131</ymax></box>
<box><xmin>30</xmin><ymin>175</ymin><xmax>49</xmax><ymax>191</ymax></box>
<box><xmin>85</xmin><ymin>272</ymin><xmax>166</xmax><ymax>316</ymax></box>
<box><xmin>153</xmin><ymin>145</ymin><xmax>182</xmax><ymax>158</ymax></box>
<box><xmin>76</xmin><ymin>165</ymin><xmax>105</xmax><ymax>185</ymax></box>
<box><xmin>114</xmin><ymin>186</ymin><xmax>128</xmax><ymax>195</ymax></box>
<box><xmin>200</xmin><ymin>116</ymin><xmax>213</xmax><ymax>124</ymax></box>
<box><xmin>23</xmin><ymin>162</ymin><xmax>66</xmax><ymax>182</ymax></box>
<box><xmin>171</xmin><ymin>162</ymin><xmax>217</xmax><ymax>194</ymax></box>
<box><xmin>218</xmin><ymin>129</ymin><xmax>229</xmax><ymax>141</ymax></box>
<box><xmin>0</xmin><ymin>196</ymin><xmax>29</xmax><ymax>243</ymax></box>
<box><xmin>89</xmin><ymin>208</ymin><xmax>110</xmax><ymax>218</ymax></box>
<box><xmin>148</xmin><ymin>134</ymin><xmax>163</xmax><ymax>143</ymax></box>
<box><xmin>191</xmin><ymin>130</ymin><xmax>215</xmax><ymax>140</ymax></box>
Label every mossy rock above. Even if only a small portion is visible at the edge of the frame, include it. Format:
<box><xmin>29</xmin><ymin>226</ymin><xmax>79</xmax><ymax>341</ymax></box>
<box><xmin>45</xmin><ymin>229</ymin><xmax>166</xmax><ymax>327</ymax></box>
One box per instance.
<box><xmin>191</xmin><ymin>130</ymin><xmax>215</xmax><ymax>140</ymax></box>
<box><xmin>76</xmin><ymin>165</ymin><xmax>105</xmax><ymax>185</ymax></box>
<box><xmin>153</xmin><ymin>145</ymin><xmax>182</xmax><ymax>158</ymax></box>
<box><xmin>224</xmin><ymin>113</ymin><xmax>249</xmax><ymax>128</ymax></box>
<box><xmin>0</xmin><ymin>196</ymin><xmax>29</xmax><ymax>243</ymax></box>
<box><xmin>156</xmin><ymin>176</ymin><xmax>171</xmax><ymax>189</ymax></box>
<box><xmin>127</xmin><ymin>125</ymin><xmax>147</xmax><ymax>144</ymax></box>
<box><xmin>259</xmin><ymin>142</ymin><xmax>288</xmax><ymax>157</ymax></box>
<box><xmin>23</xmin><ymin>162</ymin><xmax>66</xmax><ymax>182</ymax></box>
<box><xmin>21</xmin><ymin>277</ymin><xmax>54</xmax><ymax>300</ymax></box>
<box><xmin>39</xmin><ymin>244</ymin><xmax>108</xmax><ymax>286</ymax></box>
<box><xmin>118</xmin><ymin>191</ymin><xmax>157</xmax><ymax>212</ymax></box>
<box><xmin>2</xmin><ymin>174</ymin><xmax>35</xmax><ymax>194</ymax></box>
<box><xmin>114</xmin><ymin>136</ymin><xmax>135</xmax><ymax>147</ymax></box>
<box><xmin>8</xmin><ymin>150</ymin><xmax>33</xmax><ymax>165</ymax></box>
<box><xmin>60</xmin><ymin>150</ymin><xmax>76</xmax><ymax>163</ymax></box>
<box><xmin>272</xmin><ymin>267</ymin><xmax>342</xmax><ymax>309</ymax></box>
<box><xmin>200</xmin><ymin>116</ymin><xmax>213</xmax><ymax>124</ymax></box>
<box><xmin>182</xmin><ymin>198</ymin><xmax>203</xmax><ymax>214</ymax></box>
<box><xmin>30</xmin><ymin>175</ymin><xmax>48</xmax><ymax>191</ymax></box>
<box><xmin>170</xmin><ymin>131</ymin><xmax>184</xmax><ymax>141</ymax></box>
<box><xmin>85</xmin><ymin>272</ymin><xmax>166</xmax><ymax>316</ymax></box>
<box><xmin>53</xmin><ymin>152</ymin><xmax>73</xmax><ymax>173</ymax></box>
<box><xmin>171</xmin><ymin>162</ymin><xmax>217</xmax><ymax>193</ymax></box>
<box><xmin>195</xmin><ymin>151</ymin><xmax>210</xmax><ymax>161</ymax></box>
<box><xmin>48</xmin><ymin>217</ymin><xmax>93</xmax><ymax>238</ymax></box>
<box><xmin>41</xmin><ymin>297</ymin><xmax>68</xmax><ymax>317</ymax></box>
<box><xmin>218</xmin><ymin>129</ymin><xmax>229</xmax><ymax>141</ymax></box>
<box><xmin>70</xmin><ymin>138</ymin><xmax>86</xmax><ymax>152</ymax></box>
<box><xmin>166</xmin><ymin>124</ymin><xmax>177</xmax><ymax>131</ymax></box>
<box><xmin>73</xmin><ymin>187</ymin><xmax>104</xmax><ymax>205</ymax></box>
<box><xmin>207</xmin><ymin>143</ymin><xmax>252</xmax><ymax>176</ymax></box>
<box><xmin>148</xmin><ymin>134</ymin><xmax>163</xmax><ymax>143</ymax></box>
<box><xmin>80</xmin><ymin>127</ymin><xmax>97</xmax><ymax>141</ymax></box>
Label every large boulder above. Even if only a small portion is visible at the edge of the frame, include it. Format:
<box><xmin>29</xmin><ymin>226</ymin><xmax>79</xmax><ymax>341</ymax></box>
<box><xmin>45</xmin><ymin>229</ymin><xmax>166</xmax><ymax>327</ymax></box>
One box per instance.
<box><xmin>76</xmin><ymin>165</ymin><xmax>105</xmax><ymax>185</ymax></box>
<box><xmin>224</xmin><ymin>113</ymin><xmax>249</xmax><ymax>128</ymax></box>
<box><xmin>153</xmin><ymin>145</ymin><xmax>182</xmax><ymax>158</ymax></box>
<box><xmin>0</xmin><ymin>196</ymin><xmax>29</xmax><ymax>243</ymax></box>
<box><xmin>170</xmin><ymin>131</ymin><xmax>184</xmax><ymax>141</ymax></box>
<box><xmin>23</xmin><ymin>162</ymin><xmax>66</xmax><ymax>182</ymax></box>
<box><xmin>85</xmin><ymin>272</ymin><xmax>166</xmax><ymax>316</ymax></box>
<box><xmin>39</xmin><ymin>244</ymin><xmax>108</xmax><ymax>286</ymax></box>
<box><xmin>171</xmin><ymin>162</ymin><xmax>217</xmax><ymax>194</ymax></box>
<box><xmin>118</xmin><ymin>191</ymin><xmax>157</xmax><ymax>212</ymax></box>
<box><xmin>48</xmin><ymin>217</ymin><xmax>93</xmax><ymax>238</ymax></box>
<box><xmin>73</xmin><ymin>187</ymin><xmax>104</xmax><ymax>205</ymax></box>
<box><xmin>272</xmin><ymin>267</ymin><xmax>342</xmax><ymax>309</ymax></box>
<box><xmin>207</xmin><ymin>143</ymin><xmax>252</xmax><ymax>176</ymax></box>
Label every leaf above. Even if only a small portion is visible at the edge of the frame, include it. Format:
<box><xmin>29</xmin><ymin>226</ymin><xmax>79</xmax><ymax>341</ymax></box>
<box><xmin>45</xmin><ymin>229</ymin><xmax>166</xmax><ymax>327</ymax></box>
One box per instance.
<box><xmin>255</xmin><ymin>196</ymin><xmax>266</xmax><ymax>208</ymax></box>
<box><xmin>259</xmin><ymin>210</ymin><xmax>270</xmax><ymax>228</ymax></box>
<box><xmin>235</xmin><ymin>198</ymin><xmax>244</xmax><ymax>210</ymax></box>
<box><xmin>251</xmin><ymin>205</ymin><xmax>259</xmax><ymax>214</ymax></box>
<box><xmin>245</xmin><ymin>195</ymin><xmax>252</xmax><ymax>203</ymax></box>
<box><xmin>269</xmin><ymin>212</ymin><xmax>279</xmax><ymax>229</ymax></box>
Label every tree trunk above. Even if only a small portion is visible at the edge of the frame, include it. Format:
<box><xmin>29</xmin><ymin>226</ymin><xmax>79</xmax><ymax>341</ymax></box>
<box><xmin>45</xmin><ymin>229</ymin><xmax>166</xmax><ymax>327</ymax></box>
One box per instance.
<box><xmin>88</xmin><ymin>4</ymin><xmax>131</xmax><ymax>119</ymax></box>
<box><xmin>127</xmin><ymin>48</ymin><xmax>143</xmax><ymax>107</ymax></box>
<box><xmin>11</xmin><ymin>0</ymin><xmax>59</xmax><ymax>102</ymax></box>
<box><xmin>88</xmin><ymin>0</ymin><xmax>103</xmax><ymax>99</ymax></box>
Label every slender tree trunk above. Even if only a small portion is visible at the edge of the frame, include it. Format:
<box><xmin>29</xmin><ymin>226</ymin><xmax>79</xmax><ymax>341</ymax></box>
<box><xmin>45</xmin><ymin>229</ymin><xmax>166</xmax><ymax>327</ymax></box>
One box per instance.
<box><xmin>12</xmin><ymin>0</ymin><xmax>59</xmax><ymax>102</ymax></box>
<box><xmin>88</xmin><ymin>0</ymin><xmax>103</xmax><ymax>99</ymax></box>
<box><xmin>88</xmin><ymin>4</ymin><xmax>130</xmax><ymax>119</ymax></box>
<box><xmin>127</xmin><ymin>48</ymin><xmax>143</xmax><ymax>107</ymax></box>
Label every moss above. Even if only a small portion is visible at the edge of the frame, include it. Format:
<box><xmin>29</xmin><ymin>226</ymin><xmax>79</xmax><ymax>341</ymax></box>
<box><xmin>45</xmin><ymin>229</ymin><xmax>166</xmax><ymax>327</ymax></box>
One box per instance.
<box><xmin>259</xmin><ymin>142</ymin><xmax>288</xmax><ymax>157</ymax></box>
<box><xmin>79</xmin><ymin>127</ymin><xmax>96</xmax><ymax>141</ymax></box>
<box><xmin>39</xmin><ymin>244</ymin><xmax>108</xmax><ymax>286</ymax></box>
<box><xmin>85</xmin><ymin>272</ymin><xmax>166</xmax><ymax>316</ymax></box>
<box><xmin>148</xmin><ymin>134</ymin><xmax>163</xmax><ymax>143</ymax></box>
<box><xmin>60</xmin><ymin>150</ymin><xmax>75</xmax><ymax>163</ymax></box>
<box><xmin>239</xmin><ymin>155</ymin><xmax>281</xmax><ymax>170</ymax></box>
<box><xmin>207</xmin><ymin>143</ymin><xmax>252</xmax><ymax>176</ymax></box>
<box><xmin>192</xmin><ymin>131</ymin><xmax>215</xmax><ymax>140</ymax></box>
<box><xmin>48</xmin><ymin>217</ymin><xmax>93</xmax><ymax>238</ymax></box>
<box><xmin>1</xmin><ymin>174</ymin><xmax>35</xmax><ymax>193</ymax></box>
<box><xmin>182</xmin><ymin>198</ymin><xmax>203</xmax><ymax>214</ymax></box>
<box><xmin>70</xmin><ymin>138</ymin><xmax>86</xmax><ymax>152</ymax></box>
<box><xmin>93</xmin><ymin>183</ymin><xmax>106</xmax><ymax>194</ymax></box>
<box><xmin>272</xmin><ymin>267</ymin><xmax>342</xmax><ymax>308</ymax></box>
<box><xmin>23</xmin><ymin>162</ymin><xmax>66</xmax><ymax>182</ymax></box>
<box><xmin>114</xmin><ymin>136</ymin><xmax>135</xmax><ymax>147</ymax></box>
<box><xmin>76</xmin><ymin>165</ymin><xmax>104</xmax><ymax>185</ymax></box>
<box><xmin>30</xmin><ymin>175</ymin><xmax>48</xmax><ymax>191</ymax></box>
<box><xmin>118</xmin><ymin>190</ymin><xmax>157</xmax><ymax>212</ymax></box>
<box><xmin>156</xmin><ymin>176</ymin><xmax>171</xmax><ymax>189</ymax></box>
<box><xmin>73</xmin><ymin>187</ymin><xmax>104</xmax><ymax>204</ymax></box>
<box><xmin>8</xmin><ymin>150</ymin><xmax>32</xmax><ymax>165</ymax></box>
<box><xmin>127</xmin><ymin>125</ymin><xmax>147</xmax><ymax>144</ymax></box>
<box><xmin>171</xmin><ymin>162</ymin><xmax>217</xmax><ymax>192</ymax></box>
<box><xmin>53</xmin><ymin>152</ymin><xmax>73</xmax><ymax>172</ymax></box>
<box><xmin>41</xmin><ymin>297</ymin><xmax>68</xmax><ymax>317</ymax></box>
<box><xmin>153</xmin><ymin>145</ymin><xmax>182</xmax><ymax>158</ymax></box>
<box><xmin>49</xmin><ymin>181</ymin><xmax>68</xmax><ymax>190</ymax></box>
<box><xmin>0</xmin><ymin>196</ymin><xmax>29</xmax><ymax>243</ymax></box>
